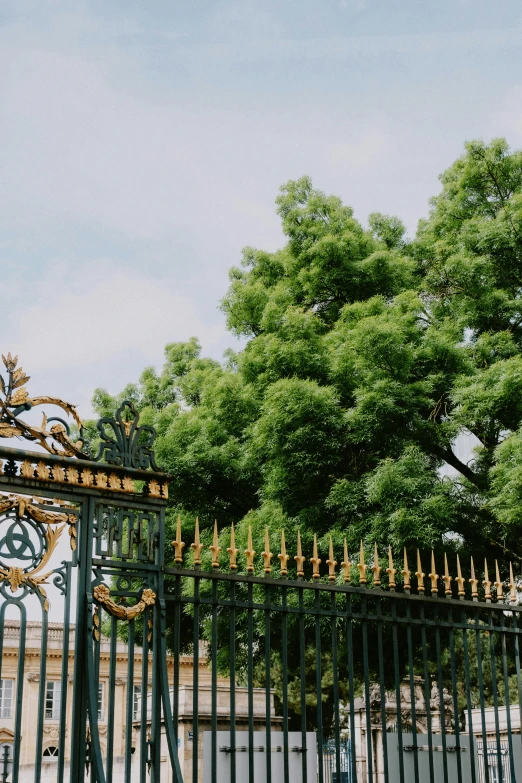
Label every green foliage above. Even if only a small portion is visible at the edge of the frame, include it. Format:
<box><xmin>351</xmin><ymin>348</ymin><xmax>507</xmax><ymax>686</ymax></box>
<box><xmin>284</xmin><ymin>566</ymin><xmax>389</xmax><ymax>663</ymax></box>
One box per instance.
<box><xmin>93</xmin><ymin>139</ymin><xmax>522</xmax><ymax>574</ymax></box>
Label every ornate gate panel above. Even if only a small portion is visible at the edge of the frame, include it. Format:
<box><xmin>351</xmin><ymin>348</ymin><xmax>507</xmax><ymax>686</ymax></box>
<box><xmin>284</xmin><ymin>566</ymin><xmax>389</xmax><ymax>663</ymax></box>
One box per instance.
<box><xmin>0</xmin><ymin>353</ymin><xmax>172</xmax><ymax>782</ymax></box>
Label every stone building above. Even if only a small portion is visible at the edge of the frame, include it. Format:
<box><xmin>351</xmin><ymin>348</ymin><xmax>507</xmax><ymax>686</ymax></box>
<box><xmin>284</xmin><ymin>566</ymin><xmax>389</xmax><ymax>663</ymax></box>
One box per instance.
<box><xmin>0</xmin><ymin>620</ymin><xmax>277</xmax><ymax>783</ymax></box>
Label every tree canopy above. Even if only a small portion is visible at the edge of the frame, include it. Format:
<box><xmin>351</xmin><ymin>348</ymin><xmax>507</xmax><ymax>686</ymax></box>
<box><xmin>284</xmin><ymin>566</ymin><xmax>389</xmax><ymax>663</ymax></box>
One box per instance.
<box><xmin>91</xmin><ymin>139</ymin><xmax>522</xmax><ymax>575</ymax></box>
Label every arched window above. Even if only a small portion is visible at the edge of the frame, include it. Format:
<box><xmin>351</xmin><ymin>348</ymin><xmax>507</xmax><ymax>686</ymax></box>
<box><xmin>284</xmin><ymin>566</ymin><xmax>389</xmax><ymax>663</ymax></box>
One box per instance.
<box><xmin>43</xmin><ymin>746</ymin><xmax>59</xmax><ymax>757</ymax></box>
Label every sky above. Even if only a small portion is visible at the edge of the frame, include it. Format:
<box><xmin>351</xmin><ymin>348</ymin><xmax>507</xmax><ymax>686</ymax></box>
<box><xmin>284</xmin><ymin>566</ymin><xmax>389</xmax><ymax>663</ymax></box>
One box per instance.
<box><xmin>2</xmin><ymin>0</ymin><xmax>522</xmax><ymax>418</ymax></box>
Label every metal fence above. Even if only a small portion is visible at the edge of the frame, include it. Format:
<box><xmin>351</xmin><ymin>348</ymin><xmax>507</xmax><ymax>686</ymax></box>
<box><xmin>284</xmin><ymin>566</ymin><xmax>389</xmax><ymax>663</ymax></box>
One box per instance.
<box><xmin>0</xmin><ymin>370</ymin><xmax>520</xmax><ymax>783</ymax></box>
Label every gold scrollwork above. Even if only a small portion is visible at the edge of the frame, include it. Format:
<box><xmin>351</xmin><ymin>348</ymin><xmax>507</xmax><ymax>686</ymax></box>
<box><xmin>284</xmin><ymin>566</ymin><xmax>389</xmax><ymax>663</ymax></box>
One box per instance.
<box><xmin>0</xmin><ymin>493</ymin><xmax>78</xmax><ymax>610</ymax></box>
<box><xmin>93</xmin><ymin>583</ymin><xmax>156</xmax><ymax>621</ymax></box>
<box><xmin>0</xmin><ymin>353</ymin><xmax>86</xmax><ymax>458</ymax></box>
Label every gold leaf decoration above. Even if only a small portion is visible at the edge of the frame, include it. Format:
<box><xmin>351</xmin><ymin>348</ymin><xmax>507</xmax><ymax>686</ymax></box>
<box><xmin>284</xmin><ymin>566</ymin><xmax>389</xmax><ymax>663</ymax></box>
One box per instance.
<box><xmin>93</xmin><ymin>584</ymin><xmax>156</xmax><ymax>620</ymax></box>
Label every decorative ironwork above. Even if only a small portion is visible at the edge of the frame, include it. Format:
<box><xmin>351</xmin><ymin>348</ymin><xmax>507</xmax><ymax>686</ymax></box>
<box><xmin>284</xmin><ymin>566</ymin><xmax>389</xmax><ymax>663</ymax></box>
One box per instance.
<box><xmin>93</xmin><ymin>583</ymin><xmax>156</xmax><ymax>620</ymax></box>
<box><xmin>0</xmin><ymin>353</ymin><xmax>86</xmax><ymax>458</ymax></box>
<box><xmin>95</xmin><ymin>400</ymin><xmax>159</xmax><ymax>470</ymax></box>
<box><xmin>0</xmin><ymin>493</ymin><xmax>76</xmax><ymax>610</ymax></box>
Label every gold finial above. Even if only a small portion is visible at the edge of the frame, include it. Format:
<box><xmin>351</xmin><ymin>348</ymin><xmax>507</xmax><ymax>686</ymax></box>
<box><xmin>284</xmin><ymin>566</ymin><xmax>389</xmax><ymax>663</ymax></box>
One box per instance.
<box><xmin>310</xmin><ymin>534</ymin><xmax>321</xmax><ymax>579</ymax></box>
<box><xmin>456</xmin><ymin>554</ymin><xmax>465</xmax><ymax>599</ymax></box>
<box><xmin>494</xmin><ymin>560</ymin><xmax>503</xmax><ymax>601</ymax></box>
<box><xmin>326</xmin><ymin>537</ymin><xmax>337</xmax><ymax>582</ymax></box>
<box><xmin>295</xmin><ymin>531</ymin><xmax>305</xmax><ymax>578</ymax></box>
<box><xmin>209</xmin><ymin>521</ymin><xmax>221</xmax><ymax>569</ymax></box>
<box><xmin>429</xmin><ymin>551</ymin><xmax>439</xmax><ymax>595</ymax></box>
<box><xmin>372</xmin><ymin>542</ymin><xmax>381</xmax><ymax>587</ymax></box>
<box><xmin>190</xmin><ymin>517</ymin><xmax>203</xmax><ymax>566</ymax></box>
<box><xmin>244</xmin><ymin>525</ymin><xmax>256</xmax><ymax>573</ymax></box>
<box><xmin>278</xmin><ymin>530</ymin><xmax>289</xmax><ymax>577</ymax></box>
<box><xmin>402</xmin><ymin>548</ymin><xmax>411</xmax><ymax>593</ymax></box>
<box><xmin>415</xmin><ymin>550</ymin><xmax>425</xmax><ymax>594</ymax></box>
<box><xmin>484</xmin><ymin>558</ymin><xmax>492</xmax><ymax>602</ymax></box>
<box><xmin>386</xmin><ymin>546</ymin><xmax>396</xmax><ymax>590</ymax></box>
<box><xmin>358</xmin><ymin>540</ymin><xmax>367</xmax><ymax>585</ymax></box>
<box><xmin>340</xmin><ymin>538</ymin><xmax>351</xmax><ymax>583</ymax></box>
<box><xmin>172</xmin><ymin>515</ymin><xmax>185</xmax><ymax>564</ymax></box>
<box><xmin>443</xmin><ymin>553</ymin><xmax>452</xmax><ymax>597</ymax></box>
<box><xmin>469</xmin><ymin>556</ymin><xmax>479</xmax><ymax>600</ymax></box>
<box><xmin>509</xmin><ymin>562</ymin><xmax>517</xmax><ymax>604</ymax></box>
<box><xmin>227</xmin><ymin>523</ymin><xmax>239</xmax><ymax>570</ymax></box>
<box><xmin>261</xmin><ymin>528</ymin><xmax>273</xmax><ymax>574</ymax></box>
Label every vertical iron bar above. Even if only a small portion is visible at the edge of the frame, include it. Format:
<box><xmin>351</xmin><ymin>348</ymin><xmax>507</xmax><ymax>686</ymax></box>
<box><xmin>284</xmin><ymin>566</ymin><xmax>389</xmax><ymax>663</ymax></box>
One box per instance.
<box><xmin>419</xmin><ymin>603</ymin><xmax>435</xmax><ymax>783</ymax></box>
<box><xmin>282</xmin><ymin>584</ymin><xmax>290</xmax><ymax>782</ymax></box>
<box><xmin>331</xmin><ymin>592</ymin><xmax>341</xmax><ymax>783</ymax></box>
<box><xmin>230</xmin><ymin>580</ymin><xmax>237</xmax><ymax>783</ymax></box>
<box><xmin>0</xmin><ymin>601</ymin><xmax>26</xmax><ymax>783</ymax></box>
<box><xmin>70</xmin><ymin>497</ymin><xmax>92</xmax><ymax>782</ymax></box>
<box><xmin>192</xmin><ymin>574</ymin><xmax>200</xmax><ymax>783</ymax></box>
<box><xmin>172</xmin><ymin>573</ymin><xmax>181</xmax><ymax>746</ymax></box>
<box><xmin>315</xmin><ymin>588</ymin><xmax>324</xmax><ymax>783</ymax></box>
<box><xmin>448</xmin><ymin>606</ymin><xmax>463</xmax><ymax>783</ymax></box>
<box><xmin>34</xmin><ymin>600</ymin><xmax>49</xmax><ymax>783</ymax></box>
<box><xmin>247</xmin><ymin>580</ymin><xmax>254</xmax><ymax>783</ymax></box>
<box><xmin>211</xmin><ymin>579</ymin><xmax>218</xmax><ymax>783</ymax></box>
<box><xmin>434</xmin><ymin>605</ymin><xmax>449</xmax><ymax>783</ymax></box>
<box><xmin>513</xmin><ymin>614</ymin><xmax>522</xmax><ymax>764</ymax></box>
<box><xmin>298</xmin><ymin>586</ymin><xmax>307</xmax><ymax>783</ymax></box>
<box><xmin>460</xmin><ymin>608</ymin><xmax>477</xmax><ymax>783</ymax></box>
<box><xmin>405</xmin><ymin>600</ymin><xmax>419</xmax><ymax>783</ymax></box>
<box><xmin>106</xmin><ymin>614</ymin><xmax>118</xmax><ymax>783</ymax></box>
<box><xmin>125</xmin><ymin>621</ymin><xmax>136</xmax><ymax>783</ymax></box>
<box><xmin>57</xmin><ymin>561</ymin><xmax>72</xmax><ymax>783</ymax></box>
<box><xmin>487</xmin><ymin>609</ymin><xmax>504</xmax><ymax>783</ymax></box>
<box><xmin>346</xmin><ymin>594</ymin><xmax>357</xmax><ymax>783</ymax></box>
<box><xmin>361</xmin><ymin>595</ymin><xmax>374</xmax><ymax>783</ymax></box>
<box><xmin>265</xmin><ymin>583</ymin><xmax>273</xmax><ymax>783</ymax></box>
<box><xmin>499</xmin><ymin>611</ymin><xmax>516</xmax><ymax>783</ymax></box>
<box><xmin>376</xmin><ymin>598</ymin><xmax>389</xmax><ymax>783</ymax></box>
<box><xmin>475</xmin><ymin>608</ymin><xmax>491</xmax><ymax>783</ymax></box>
<box><xmin>140</xmin><ymin>607</ymin><xmax>150</xmax><ymax>783</ymax></box>
<box><xmin>391</xmin><ymin>599</ymin><xmax>405</xmax><ymax>783</ymax></box>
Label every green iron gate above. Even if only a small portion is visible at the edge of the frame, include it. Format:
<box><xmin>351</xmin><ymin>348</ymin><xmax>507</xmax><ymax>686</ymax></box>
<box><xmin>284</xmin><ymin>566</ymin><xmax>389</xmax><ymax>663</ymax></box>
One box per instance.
<box><xmin>0</xmin><ymin>353</ymin><xmax>521</xmax><ymax>783</ymax></box>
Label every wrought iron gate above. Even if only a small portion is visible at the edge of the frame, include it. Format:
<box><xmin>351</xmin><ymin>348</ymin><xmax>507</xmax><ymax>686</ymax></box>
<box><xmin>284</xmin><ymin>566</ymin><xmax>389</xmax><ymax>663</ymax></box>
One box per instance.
<box><xmin>0</xmin><ymin>354</ymin><xmax>521</xmax><ymax>783</ymax></box>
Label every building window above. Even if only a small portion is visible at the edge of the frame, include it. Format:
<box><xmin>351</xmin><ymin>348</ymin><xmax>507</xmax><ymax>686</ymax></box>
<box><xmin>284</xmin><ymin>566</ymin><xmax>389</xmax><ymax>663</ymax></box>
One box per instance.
<box><xmin>43</xmin><ymin>746</ymin><xmax>59</xmax><ymax>757</ymax></box>
<box><xmin>98</xmin><ymin>683</ymin><xmax>105</xmax><ymax>721</ymax></box>
<box><xmin>45</xmin><ymin>682</ymin><xmax>61</xmax><ymax>720</ymax></box>
<box><xmin>133</xmin><ymin>685</ymin><xmax>141</xmax><ymax>720</ymax></box>
<box><xmin>0</xmin><ymin>680</ymin><xmax>13</xmax><ymax>719</ymax></box>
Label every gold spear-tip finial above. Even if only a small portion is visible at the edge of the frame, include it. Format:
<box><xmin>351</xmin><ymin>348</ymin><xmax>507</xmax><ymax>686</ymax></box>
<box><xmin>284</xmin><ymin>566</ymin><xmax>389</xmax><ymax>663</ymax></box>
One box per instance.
<box><xmin>261</xmin><ymin>528</ymin><xmax>273</xmax><ymax>574</ymax></box>
<box><xmin>340</xmin><ymin>538</ymin><xmax>351</xmax><ymax>583</ymax></box>
<box><xmin>172</xmin><ymin>515</ymin><xmax>185</xmax><ymax>564</ymax></box>
<box><xmin>278</xmin><ymin>530</ymin><xmax>289</xmax><ymax>577</ymax></box>
<box><xmin>386</xmin><ymin>545</ymin><xmax>396</xmax><ymax>590</ymax></box>
<box><xmin>209</xmin><ymin>520</ymin><xmax>221</xmax><ymax>569</ymax></box>
<box><xmin>372</xmin><ymin>542</ymin><xmax>381</xmax><ymax>587</ymax></box>
<box><xmin>358</xmin><ymin>540</ymin><xmax>367</xmax><ymax>585</ymax></box>
<box><xmin>494</xmin><ymin>560</ymin><xmax>503</xmax><ymax>601</ymax></box>
<box><xmin>227</xmin><ymin>523</ymin><xmax>240</xmax><ymax>570</ymax></box>
<box><xmin>402</xmin><ymin>548</ymin><xmax>411</xmax><ymax>593</ymax></box>
<box><xmin>310</xmin><ymin>534</ymin><xmax>321</xmax><ymax>579</ymax></box>
<box><xmin>294</xmin><ymin>530</ymin><xmax>305</xmax><ymax>578</ymax></box>
<box><xmin>509</xmin><ymin>562</ymin><xmax>517</xmax><ymax>605</ymax></box>
<box><xmin>244</xmin><ymin>525</ymin><xmax>256</xmax><ymax>573</ymax></box>
<box><xmin>484</xmin><ymin>558</ymin><xmax>492</xmax><ymax>602</ymax></box>
<box><xmin>429</xmin><ymin>551</ymin><xmax>439</xmax><ymax>595</ymax></box>
<box><xmin>469</xmin><ymin>556</ymin><xmax>479</xmax><ymax>600</ymax></box>
<box><xmin>456</xmin><ymin>554</ymin><xmax>465</xmax><ymax>599</ymax></box>
<box><xmin>415</xmin><ymin>550</ymin><xmax>425</xmax><ymax>594</ymax></box>
<box><xmin>443</xmin><ymin>553</ymin><xmax>452</xmax><ymax>597</ymax></box>
<box><xmin>191</xmin><ymin>517</ymin><xmax>203</xmax><ymax>566</ymax></box>
<box><xmin>326</xmin><ymin>536</ymin><xmax>337</xmax><ymax>583</ymax></box>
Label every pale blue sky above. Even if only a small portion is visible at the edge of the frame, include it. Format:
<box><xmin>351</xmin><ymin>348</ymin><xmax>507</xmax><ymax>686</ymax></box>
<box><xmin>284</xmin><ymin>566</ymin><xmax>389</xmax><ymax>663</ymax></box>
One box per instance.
<box><xmin>2</xmin><ymin>0</ymin><xmax>522</xmax><ymax>414</ymax></box>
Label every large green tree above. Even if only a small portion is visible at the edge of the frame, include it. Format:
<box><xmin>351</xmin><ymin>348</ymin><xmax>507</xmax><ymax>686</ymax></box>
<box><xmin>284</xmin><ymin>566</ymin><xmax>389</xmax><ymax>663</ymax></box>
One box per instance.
<box><xmin>91</xmin><ymin>139</ymin><xmax>522</xmax><ymax>575</ymax></box>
